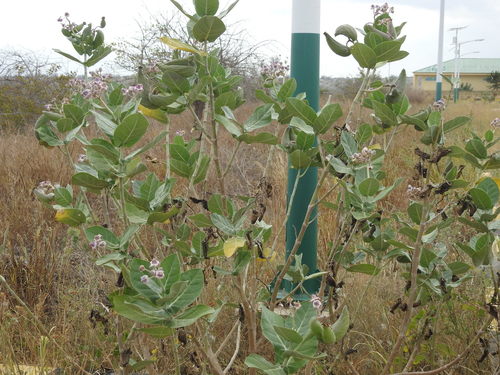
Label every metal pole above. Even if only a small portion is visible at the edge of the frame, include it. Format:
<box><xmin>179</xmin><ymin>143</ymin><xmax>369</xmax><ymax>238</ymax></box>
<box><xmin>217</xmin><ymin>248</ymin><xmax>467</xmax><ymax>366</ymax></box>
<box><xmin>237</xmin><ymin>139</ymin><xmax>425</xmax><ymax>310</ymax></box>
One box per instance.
<box><xmin>435</xmin><ymin>0</ymin><xmax>445</xmax><ymax>101</ymax></box>
<box><xmin>284</xmin><ymin>0</ymin><xmax>320</xmax><ymax>299</ymax></box>
<box><xmin>453</xmin><ymin>30</ymin><xmax>459</xmax><ymax>102</ymax></box>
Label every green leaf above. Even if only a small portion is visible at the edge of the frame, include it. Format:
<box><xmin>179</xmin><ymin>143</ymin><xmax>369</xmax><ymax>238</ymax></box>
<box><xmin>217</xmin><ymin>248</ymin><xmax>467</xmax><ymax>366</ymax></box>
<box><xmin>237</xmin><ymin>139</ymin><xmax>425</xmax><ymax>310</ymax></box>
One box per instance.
<box><xmin>372</xmin><ymin>101</ymin><xmax>397</xmax><ymax>127</ymax></box>
<box><xmin>340</xmin><ymin>131</ymin><xmax>358</xmax><ymax>157</ymax></box>
<box><xmin>313</xmin><ymin>103</ymin><xmax>342</xmax><ymax>134</ymax></box>
<box><xmin>358</xmin><ymin>178</ymin><xmax>379</xmax><ymax>196</ymax></box>
<box><xmin>331</xmin><ymin>306</ymin><xmax>350</xmax><ymax>341</ymax></box>
<box><xmin>92</xmin><ymin>111</ymin><xmax>117</xmax><ymax>136</ymax></box>
<box><xmin>350</xmin><ymin>43</ymin><xmax>377</xmax><ymax>68</ymax></box>
<box><xmin>211</xmin><ymin>213</ymin><xmax>237</xmax><ymax>235</ymax></box>
<box><xmin>162</xmin><ymin>70</ymin><xmax>191</xmax><ymax>93</ymax></box>
<box><xmin>194</xmin><ymin>0</ymin><xmax>219</xmax><ymax>16</ymax></box>
<box><xmin>469</xmin><ymin>188</ymin><xmax>493</xmax><ymax>210</ymax></box>
<box><xmin>55</xmin><ymin>208</ymin><xmax>86</xmax><ymax>227</ymax></box>
<box><xmin>245</xmin><ymin>354</ymin><xmax>286</xmax><ymax>375</ymax></box>
<box><xmin>290</xmin><ymin>117</ymin><xmax>315</xmax><ymax>135</ymax></box>
<box><xmin>216</xmin><ymin>114</ymin><xmax>242</xmax><ymax>137</ymax></box>
<box><xmin>54</xmin><ymin>187</ymin><xmax>72</xmax><ymax>207</ymax></box>
<box><xmin>53</xmin><ymin>49</ymin><xmax>82</xmax><ymax>64</ymax></box>
<box><xmin>114</xmin><ymin>113</ymin><xmax>149</xmax><ymax>148</ymax></box>
<box><xmin>71</xmin><ymin>172</ymin><xmax>109</xmax><ymax>191</ymax></box>
<box><xmin>374</xmin><ymin>40</ymin><xmax>402</xmax><ymax>62</ymax></box>
<box><xmin>278</xmin><ymin>79</ymin><xmax>297</xmax><ymax>101</ymax></box>
<box><xmin>244</xmin><ymin>104</ymin><xmax>274</xmax><ymax>132</ymax></box>
<box><xmin>286</xmin><ymin>98</ymin><xmax>317</xmax><ymax>124</ymax></box>
<box><xmin>346</xmin><ymin>264</ymin><xmax>380</xmax><ymax>275</ymax></box>
<box><xmin>84</xmin><ymin>46</ymin><xmax>113</xmax><ymax>67</ymax></box>
<box><xmin>147</xmin><ymin>208</ymin><xmax>179</xmax><ymax>225</ymax></box>
<box><xmin>356</xmin><ymin>123</ymin><xmax>372</xmax><ymax>144</ymax></box>
<box><xmin>448</xmin><ymin>261</ymin><xmax>470</xmax><ymax>275</ymax></box>
<box><xmin>443</xmin><ymin>116</ymin><xmax>470</xmax><ymax>133</ymax></box>
<box><xmin>35</xmin><ymin>123</ymin><xmax>64</xmax><ymax>147</ymax></box>
<box><xmin>63</xmin><ymin>104</ymin><xmax>85</xmax><ymax>125</ymax></box>
<box><xmin>477</xmin><ymin>178</ymin><xmax>499</xmax><ymax>206</ymax></box>
<box><xmin>125</xmin><ymin>131</ymin><xmax>167</xmax><ymax>161</ymax></box>
<box><xmin>408</xmin><ymin>202</ymin><xmax>423</xmax><ymax>225</ymax></box>
<box><xmin>428</xmin><ymin>111</ymin><xmax>441</xmax><ymax>127</ymax></box>
<box><xmin>56</xmin><ymin>118</ymin><xmax>75</xmax><ymax>133</ymax></box>
<box><xmin>168</xmin><ymin>304</ymin><xmax>215</xmax><ymax>328</ymax></box>
<box><xmin>421</xmin><ymin>126</ymin><xmax>441</xmax><ymax>145</ymax></box>
<box><xmin>85</xmin><ymin>226</ymin><xmax>120</xmax><ymax>249</ymax></box>
<box><xmin>290</xmin><ymin>149</ymin><xmax>313</xmax><ymax>169</ymax></box>
<box><xmin>192</xmin><ymin>16</ymin><xmax>226</xmax><ymax>42</ymax></box>
<box><xmin>273</xmin><ymin>326</ymin><xmax>303</xmax><ymax>344</ymax></box>
<box><xmin>465</xmin><ymin>139</ymin><xmax>487</xmax><ymax>159</ymax></box>
<box><xmin>239</xmin><ymin>132</ymin><xmax>278</xmax><ymax>145</ymax></box>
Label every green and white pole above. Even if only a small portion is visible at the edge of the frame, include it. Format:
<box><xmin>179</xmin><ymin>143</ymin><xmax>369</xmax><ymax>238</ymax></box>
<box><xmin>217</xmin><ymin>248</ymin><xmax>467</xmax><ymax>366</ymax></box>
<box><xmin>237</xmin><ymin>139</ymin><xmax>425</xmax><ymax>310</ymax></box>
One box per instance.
<box><xmin>435</xmin><ymin>0</ymin><xmax>445</xmax><ymax>101</ymax></box>
<box><xmin>284</xmin><ymin>0</ymin><xmax>321</xmax><ymax>298</ymax></box>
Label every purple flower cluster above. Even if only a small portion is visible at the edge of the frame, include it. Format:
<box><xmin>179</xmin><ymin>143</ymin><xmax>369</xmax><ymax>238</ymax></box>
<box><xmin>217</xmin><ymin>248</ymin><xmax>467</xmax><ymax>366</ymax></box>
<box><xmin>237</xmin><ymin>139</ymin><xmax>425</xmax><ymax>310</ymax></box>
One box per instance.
<box><xmin>260</xmin><ymin>56</ymin><xmax>290</xmax><ymax>80</ymax></box>
<box><xmin>35</xmin><ymin>180</ymin><xmax>56</xmax><ymax>199</ymax></box>
<box><xmin>139</xmin><ymin>258</ymin><xmax>165</xmax><ymax>283</ymax></box>
<box><xmin>432</xmin><ymin>98</ymin><xmax>446</xmax><ymax>112</ymax></box>
<box><xmin>69</xmin><ymin>70</ymin><xmax>111</xmax><ymax>99</ymax></box>
<box><xmin>121</xmin><ymin>84</ymin><xmax>144</xmax><ymax>96</ymax></box>
<box><xmin>371</xmin><ymin>3</ymin><xmax>394</xmax><ymax>17</ymax></box>
<box><xmin>351</xmin><ymin>147</ymin><xmax>376</xmax><ymax>164</ymax></box>
<box><xmin>57</xmin><ymin>12</ymin><xmax>78</xmax><ymax>33</ymax></box>
<box><xmin>89</xmin><ymin>234</ymin><xmax>106</xmax><ymax>250</ymax></box>
<box><xmin>491</xmin><ymin>118</ymin><xmax>500</xmax><ymax>128</ymax></box>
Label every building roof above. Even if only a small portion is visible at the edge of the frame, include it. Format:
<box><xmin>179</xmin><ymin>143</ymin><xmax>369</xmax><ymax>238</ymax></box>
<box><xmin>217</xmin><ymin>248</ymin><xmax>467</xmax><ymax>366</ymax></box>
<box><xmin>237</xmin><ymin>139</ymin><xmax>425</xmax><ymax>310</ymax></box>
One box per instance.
<box><xmin>414</xmin><ymin>58</ymin><xmax>500</xmax><ymax>74</ymax></box>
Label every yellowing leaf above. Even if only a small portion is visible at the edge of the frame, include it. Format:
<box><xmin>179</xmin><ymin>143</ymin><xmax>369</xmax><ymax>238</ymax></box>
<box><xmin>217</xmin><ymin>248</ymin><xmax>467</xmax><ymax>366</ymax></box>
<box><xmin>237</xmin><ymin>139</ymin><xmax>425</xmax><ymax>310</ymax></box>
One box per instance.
<box><xmin>159</xmin><ymin>37</ymin><xmax>207</xmax><ymax>55</ymax></box>
<box><xmin>223</xmin><ymin>237</ymin><xmax>246</xmax><ymax>257</ymax></box>
<box><xmin>55</xmin><ymin>208</ymin><xmax>86</xmax><ymax>227</ymax></box>
<box><xmin>493</xmin><ymin>177</ymin><xmax>500</xmax><ymax>191</ymax></box>
<box><xmin>138</xmin><ymin>105</ymin><xmax>169</xmax><ymax>124</ymax></box>
<box><xmin>257</xmin><ymin>247</ymin><xmax>277</xmax><ymax>263</ymax></box>
<box><xmin>369</xmin><ymin>143</ymin><xmax>382</xmax><ymax>150</ymax></box>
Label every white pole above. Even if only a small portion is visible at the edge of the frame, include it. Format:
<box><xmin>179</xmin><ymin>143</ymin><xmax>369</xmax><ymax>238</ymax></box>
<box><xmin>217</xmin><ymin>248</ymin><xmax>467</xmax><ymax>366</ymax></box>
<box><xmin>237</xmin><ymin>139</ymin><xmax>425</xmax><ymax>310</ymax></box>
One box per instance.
<box><xmin>435</xmin><ymin>0</ymin><xmax>445</xmax><ymax>100</ymax></box>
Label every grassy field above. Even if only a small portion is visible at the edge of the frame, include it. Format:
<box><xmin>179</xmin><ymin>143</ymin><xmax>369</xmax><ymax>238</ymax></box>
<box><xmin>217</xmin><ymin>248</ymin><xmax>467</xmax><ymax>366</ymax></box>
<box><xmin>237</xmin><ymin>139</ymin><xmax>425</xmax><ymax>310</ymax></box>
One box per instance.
<box><xmin>0</xmin><ymin>95</ymin><xmax>499</xmax><ymax>374</ymax></box>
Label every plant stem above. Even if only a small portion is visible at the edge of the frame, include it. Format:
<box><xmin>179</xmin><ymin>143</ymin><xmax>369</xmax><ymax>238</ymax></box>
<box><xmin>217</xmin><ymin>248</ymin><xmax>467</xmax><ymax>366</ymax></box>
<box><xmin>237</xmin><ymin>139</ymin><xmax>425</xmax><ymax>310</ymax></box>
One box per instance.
<box><xmin>170</xmin><ymin>334</ymin><xmax>181</xmax><ymax>375</ymax></box>
<box><xmin>165</xmin><ymin>120</ymin><xmax>171</xmax><ymax>180</ymax></box>
<box><xmin>381</xmin><ymin>198</ymin><xmax>431</xmax><ymax>374</ymax></box>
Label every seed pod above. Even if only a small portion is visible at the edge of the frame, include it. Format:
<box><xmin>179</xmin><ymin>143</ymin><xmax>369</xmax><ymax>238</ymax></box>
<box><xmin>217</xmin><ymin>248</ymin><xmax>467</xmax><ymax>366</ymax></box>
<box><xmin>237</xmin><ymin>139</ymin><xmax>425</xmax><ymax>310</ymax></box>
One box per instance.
<box><xmin>321</xmin><ymin>326</ymin><xmax>337</xmax><ymax>344</ymax></box>
<box><xmin>324</xmin><ymin>32</ymin><xmax>351</xmax><ymax>57</ymax></box>
<box><xmin>309</xmin><ymin>319</ymin><xmax>324</xmax><ymax>338</ymax></box>
<box><xmin>100</xmin><ymin>17</ymin><xmax>106</xmax><ymax>28</ymax></box>
<box><xmin>335</xmin><ymin>24</ymin><xmax>357</xmax><ymax>42</ymax></box>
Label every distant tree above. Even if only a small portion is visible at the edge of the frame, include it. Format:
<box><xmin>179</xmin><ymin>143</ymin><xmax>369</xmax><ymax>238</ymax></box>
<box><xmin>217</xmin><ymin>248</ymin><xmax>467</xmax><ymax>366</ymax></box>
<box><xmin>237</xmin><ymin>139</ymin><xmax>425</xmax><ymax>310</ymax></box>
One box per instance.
<box><xmin>460</xmin><ymin>82</ymin><xmax>473</xmax><ymax>91</ymax></box>
<box><xmin>114</xmin><ymin>13</ymin><xmax>267</xmax><ymax>80</ymax></box>
<box><xmin>484</xmin><ymin>70</ymin><xmax>500</xmax><ymax>97</ymax></box>
<box><xmin>0</xmin><ymin>49</ymin><xmax>71</xmax><ymax>129</ymax></box>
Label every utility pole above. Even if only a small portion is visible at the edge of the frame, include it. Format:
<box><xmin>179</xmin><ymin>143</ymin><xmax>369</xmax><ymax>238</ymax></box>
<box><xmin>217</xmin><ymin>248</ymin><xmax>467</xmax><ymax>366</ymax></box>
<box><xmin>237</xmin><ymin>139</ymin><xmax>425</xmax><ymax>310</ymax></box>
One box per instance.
<box><xmin>284</xmin><ymin>0</ymin><xmax>320</xmax><ymax>299</ymax></box>
<box><xmin>435</xmin><ymin>0</ymin><xmax>445</xmax><ymax>101</ymax></box>
<box><xmin>449</xmin><ymin>26</ymin><xmax>467</xmax><ymax>103</ymax></box>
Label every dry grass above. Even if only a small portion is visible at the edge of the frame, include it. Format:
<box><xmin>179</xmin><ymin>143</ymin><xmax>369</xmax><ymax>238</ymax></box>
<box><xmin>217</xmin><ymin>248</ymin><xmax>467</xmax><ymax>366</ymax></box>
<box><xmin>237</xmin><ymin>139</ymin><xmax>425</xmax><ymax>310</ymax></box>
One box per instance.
<box><xmin>0</xmin><ymin>97</ymin><xmax>499</xmax><ymax>374</ymax></box>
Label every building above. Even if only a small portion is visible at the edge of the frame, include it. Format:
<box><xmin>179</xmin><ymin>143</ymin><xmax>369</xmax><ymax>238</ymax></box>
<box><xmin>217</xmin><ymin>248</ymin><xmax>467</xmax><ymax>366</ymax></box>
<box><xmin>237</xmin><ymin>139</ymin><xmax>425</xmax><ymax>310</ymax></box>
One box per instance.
<box><xmin>413</xmin><ymin>58</ymin><xmax>500</xmax><ymax>93</ymax></box>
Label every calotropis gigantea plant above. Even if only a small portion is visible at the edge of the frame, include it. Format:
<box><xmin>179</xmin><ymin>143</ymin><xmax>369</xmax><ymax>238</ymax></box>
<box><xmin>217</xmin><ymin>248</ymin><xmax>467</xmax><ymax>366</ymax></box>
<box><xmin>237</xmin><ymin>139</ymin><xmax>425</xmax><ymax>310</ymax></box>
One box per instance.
<box><xmin>32</xmin><ymin>1</ymin><xmax>500</xmax><ymax>374</ymax></box>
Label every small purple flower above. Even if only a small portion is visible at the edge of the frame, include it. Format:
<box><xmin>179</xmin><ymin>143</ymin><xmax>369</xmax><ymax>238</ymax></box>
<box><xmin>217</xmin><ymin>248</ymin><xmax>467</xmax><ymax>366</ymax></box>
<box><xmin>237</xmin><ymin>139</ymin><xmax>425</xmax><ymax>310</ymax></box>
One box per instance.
<box><xmin>44</xmin><ymin>103</ymin><xmax>53</xmax><ymax>111</ymax></box>
<box><xmin>491</xmin><ymin>118</ymin><xmax>500</xmax><ymax>128</ymax></box>
<box><xmin>175</xmin><ymin>130</ymin><xmax>185</xmax><ymax>136</ymax></box>
<box><xmin>154</xmin><ymin>269</ymin><xmax>165</xmax><ymax>279</ymax></box>
<box><xmin>140</xmin><ymin>275</ymin><xmax>149</xmax><ymax>284</ymax></box>
<box><xmin>139</xmin><ymin>265</ymin><xmax>146</xmax><ymax>272</ymax></box>
<box><xmin>150</xmin><ymin>258</ymin><xmax>160</xmax><ymax>268</ymax></box>
<box><xmin>77</xmin><ymin>154</ymin><xmax>87</xmax><ymax>163</ymax></box>
<box><xmin>310</xmin><ymin>294</ymin><xmax>322</xmax><ymax>310</ymax></box>
<box><xmin>64</xmin><ymin>12</ymin><xmax>70</xmax><ymax>17</ymax></box>
<box><xmin>57</xmin><ymin>17</ymin><xmax>63</xmax><ymax>22</ymax></box>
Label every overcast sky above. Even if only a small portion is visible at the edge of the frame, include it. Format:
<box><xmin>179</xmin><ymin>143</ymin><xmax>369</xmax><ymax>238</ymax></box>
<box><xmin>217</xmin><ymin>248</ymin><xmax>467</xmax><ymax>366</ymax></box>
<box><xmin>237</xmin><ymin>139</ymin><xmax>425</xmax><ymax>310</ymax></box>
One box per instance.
<box><xmin>1</xmin><ymin>0</ymin><xmax>499</xmax><ymax>77</ymax></box>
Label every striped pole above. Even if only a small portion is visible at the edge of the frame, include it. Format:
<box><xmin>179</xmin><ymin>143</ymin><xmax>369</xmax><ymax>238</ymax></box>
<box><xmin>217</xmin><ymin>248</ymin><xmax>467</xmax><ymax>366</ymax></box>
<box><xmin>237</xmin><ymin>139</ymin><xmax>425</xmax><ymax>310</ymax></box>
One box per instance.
<box><xmin>284</xmin><ymin>0</ymin><xmax>320</xmax><ymax>298</ymax></box>
<box><xmin>435</xmin><ymin>0</ymin><xmax>445</xmax><ymax>101</ymax></box>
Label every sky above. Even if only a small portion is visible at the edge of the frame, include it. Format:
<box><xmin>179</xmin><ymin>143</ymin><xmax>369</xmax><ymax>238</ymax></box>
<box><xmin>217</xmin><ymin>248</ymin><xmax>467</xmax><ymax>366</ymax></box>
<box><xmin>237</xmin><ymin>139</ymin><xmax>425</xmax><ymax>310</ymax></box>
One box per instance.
<box><xmin>1</xmin><ymin>0</ymin><xmax>499</xmax><ymax>78</ymax></box>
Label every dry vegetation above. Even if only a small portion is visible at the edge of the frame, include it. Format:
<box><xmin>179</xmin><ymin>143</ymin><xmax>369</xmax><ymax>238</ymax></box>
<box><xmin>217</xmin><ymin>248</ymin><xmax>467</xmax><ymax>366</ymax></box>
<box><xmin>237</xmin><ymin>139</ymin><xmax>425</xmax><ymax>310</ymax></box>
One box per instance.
<box><xmin>1</xmin><ymin>96</ymin><xmax>499</xmax><ymax>374</ymax></box>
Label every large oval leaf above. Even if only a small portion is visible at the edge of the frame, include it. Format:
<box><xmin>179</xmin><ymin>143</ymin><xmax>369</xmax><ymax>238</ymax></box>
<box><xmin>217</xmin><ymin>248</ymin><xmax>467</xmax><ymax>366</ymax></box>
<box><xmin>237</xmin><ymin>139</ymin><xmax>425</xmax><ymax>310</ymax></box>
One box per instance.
<box><xmin>350</xmin><ymin>43</ymin><xmax>377</xmax><ymax>68</ymax></box>
<box><xmin>192</xmin><ymin>16</ymin><xmax>226</xmax><ymax>42</ymax></box>
<box><xmin>114</xmin><ymin>113</ymin><xmax>149</xmax><ymax>148</ymax></box>
<box><xmin>194</xmin><ymin>0</ymin><xmax>219</xmax><ymax>16</ymax></box>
